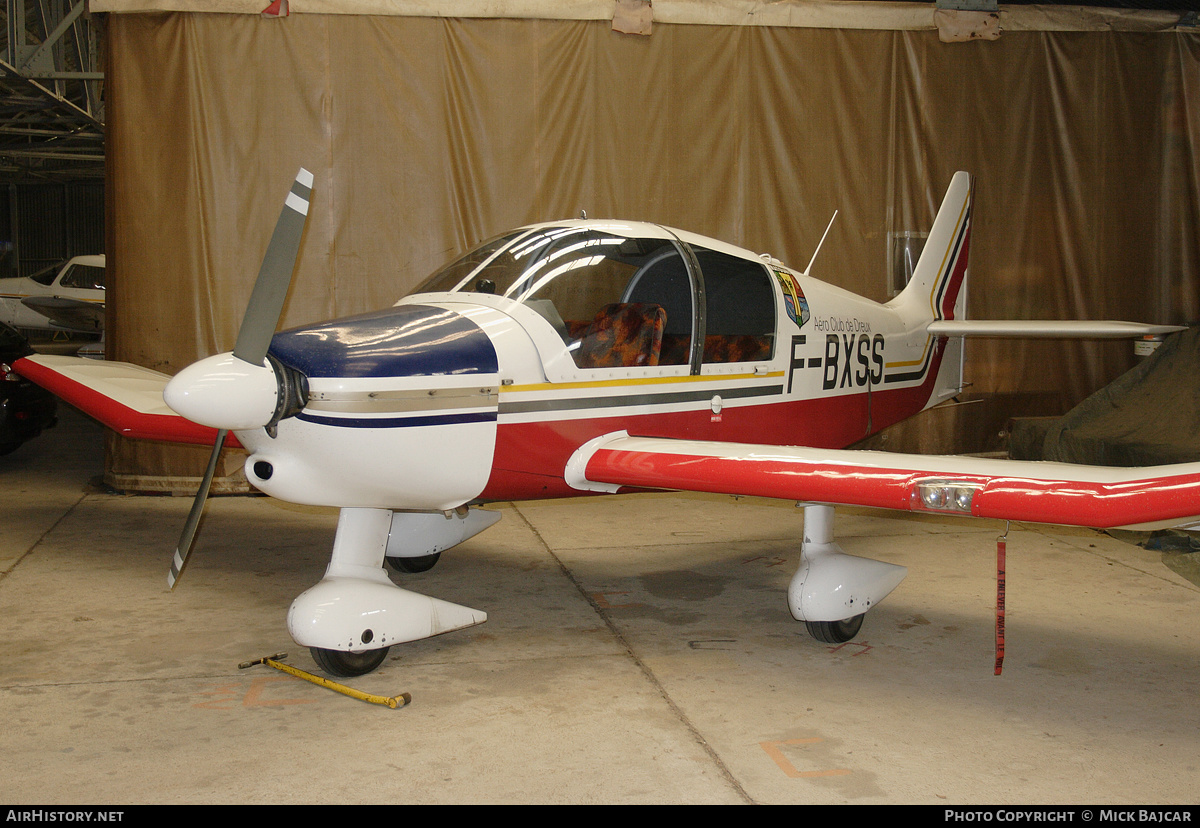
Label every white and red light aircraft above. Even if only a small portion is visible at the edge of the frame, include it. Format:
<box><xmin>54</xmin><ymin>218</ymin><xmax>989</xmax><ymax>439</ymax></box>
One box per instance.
<box><xmin>14</xmin><ymin>169</ymin><xmax>1197</xmax><ymax>677</ymax></box>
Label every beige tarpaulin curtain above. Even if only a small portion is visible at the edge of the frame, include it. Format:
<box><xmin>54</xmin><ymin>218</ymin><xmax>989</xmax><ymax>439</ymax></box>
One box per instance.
<box><xmin>102</xmin><ymin>12</ymin><xmax>1200</xmax><ymax>488</ymax></box>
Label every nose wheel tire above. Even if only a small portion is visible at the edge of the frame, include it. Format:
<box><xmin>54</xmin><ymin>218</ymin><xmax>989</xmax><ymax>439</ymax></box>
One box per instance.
<box><xmin>310</xmin><ymin>646</ymin><xmax>390</xmax><ymax>677</ymax></box>
<box><xmin>804</xmin><ymin>613</ymin><xmax>865</xmax><ymax>644</ymax></box>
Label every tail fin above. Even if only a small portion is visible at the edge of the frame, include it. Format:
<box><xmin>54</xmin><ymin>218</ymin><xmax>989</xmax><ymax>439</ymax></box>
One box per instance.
<box><xmin>889</xmin><ymin>171</ymin><xmax>973</xmax><ymax>326</ymax></box>
<box><xmin>888</xmin><ymin>172</ymin><xmax>973</xmax><ymax>407</ymax></box>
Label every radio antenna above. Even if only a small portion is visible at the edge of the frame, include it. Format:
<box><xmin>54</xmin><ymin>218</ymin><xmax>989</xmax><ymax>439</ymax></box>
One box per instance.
<box><xmin>803</xmin><ymin>210</ymin><xmax>838</xmax><ymax>277</ymax></box>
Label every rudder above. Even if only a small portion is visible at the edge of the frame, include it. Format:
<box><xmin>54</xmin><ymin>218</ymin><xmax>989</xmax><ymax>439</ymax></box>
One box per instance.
<box><xmin>887</xmin><ymin>172</ymin><xmax>973</xmax><ymax>408</ymax></box>
<box><xmin>889</xmin><ymin>171</ymin><xmax>973</xmax><ymax>327</ymax></box>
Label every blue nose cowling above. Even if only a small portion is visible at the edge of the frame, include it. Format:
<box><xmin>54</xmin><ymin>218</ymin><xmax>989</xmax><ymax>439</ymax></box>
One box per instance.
<box><xmin>268</xmin><ymin>304</ymin><xmax>499</xmax><ymax>379</ymax></box>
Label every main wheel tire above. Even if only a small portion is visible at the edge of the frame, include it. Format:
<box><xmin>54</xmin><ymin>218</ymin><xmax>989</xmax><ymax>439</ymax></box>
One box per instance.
<box><xmin>310</xmin><ymin>646</ymin><xmax>389</xmax><ymax>677</ymax></box>
<box><xmin>385</xmin><ymin>552</ymin><xmax>441</xmax><ymax>574</ymax></box>
<box><xmin>805</xmin><ymin>613</ymin><xmax>865</xmax><ymax>644</ymax></box>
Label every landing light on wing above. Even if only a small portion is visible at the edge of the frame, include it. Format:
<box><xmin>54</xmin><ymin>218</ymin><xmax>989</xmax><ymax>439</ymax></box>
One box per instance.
<box><xmin>912</xmin><ymin>481</ymin><xmax>981</xmax><ymax>514</ymax></box>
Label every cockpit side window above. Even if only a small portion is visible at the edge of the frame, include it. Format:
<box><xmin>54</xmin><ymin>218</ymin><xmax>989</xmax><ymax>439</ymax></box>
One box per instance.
<box><xmin>60</xmin><ymin>264</ymin><xmax>105</xmax><ymax>290</ymax></box>
<box><xmin>621</xmin><ymin>249</ymin><xmax>693</xmax><ymax>366</ymax></box>
<box><xmin>694</xmin><ymin>247</ymin><xmax>775</xmax><ymax>363</ymax></box>
<box><xmin>516</xmin><ymin>232</ymin><xmax>694</xmax><ymax>369</ymax></box>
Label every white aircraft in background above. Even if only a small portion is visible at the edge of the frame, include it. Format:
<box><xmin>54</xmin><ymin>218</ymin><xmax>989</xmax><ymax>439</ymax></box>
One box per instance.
<box><xmin>0</xmin><ymin>254</ymin><xmax>105</xmax><ymax>335</ymax></box>
<box><xmin>14</xmin><ymin>170</ymin><xmax>1196</xmax><ymax>677</ymax></box>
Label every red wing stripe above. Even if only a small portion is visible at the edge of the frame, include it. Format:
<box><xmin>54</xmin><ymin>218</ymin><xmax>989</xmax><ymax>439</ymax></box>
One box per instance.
<box><xmin>976</xmin><ymin>475</ymin><xmax>1200</xmax><ymax>528</ymax></box>
<box><xmin>13</xmin><ymin>356</ymin><xmax>238</xmax><ymax>447</ymax></box>
<box><xmin>588</xmin><ymin>448</ymin><xmax>917</xmax><ymax>509</ymax></box>
<box><xmin>582</xmin><ymin>442</ymin><xmax>1200</xmax><ymax>530</ymax></box>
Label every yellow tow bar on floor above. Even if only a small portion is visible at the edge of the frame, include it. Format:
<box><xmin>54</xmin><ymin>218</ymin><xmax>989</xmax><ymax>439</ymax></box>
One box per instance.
<box><xmin>238</xmin><ymin>652</ymin><xmax>412</xmax><ymax>709</ymax></box>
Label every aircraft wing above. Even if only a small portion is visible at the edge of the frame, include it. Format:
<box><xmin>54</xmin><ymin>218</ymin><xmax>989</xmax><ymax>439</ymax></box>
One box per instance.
<box><xmin>20</xmin><ymin>296</ymin><xmax>104</xmax><ymax>332</ymax></box>
<box><xmin>928</xmin><ymin>320</ymin><xmax>1186</xmax><ymax>338</ymax></box>
<box><xmin>12</xmin><ymin>354</ymin><xmax>236</xmax><ymax>446</ymax></box>
<box><xmin>567</xmin><ymin>431</ymin><xmax>1200</xmax><ymax>532</ymax></box>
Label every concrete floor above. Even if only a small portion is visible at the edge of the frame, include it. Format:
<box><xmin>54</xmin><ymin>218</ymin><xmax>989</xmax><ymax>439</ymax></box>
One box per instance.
<box><xmin>3</xmin><ymin>407</ymin><xmax>1199</xmax><ymax>805</ymax></box>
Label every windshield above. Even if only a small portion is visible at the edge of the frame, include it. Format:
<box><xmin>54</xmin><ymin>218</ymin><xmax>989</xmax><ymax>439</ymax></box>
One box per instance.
<box><xmin>417</xmin><ymin>226</ymin><xmax>696</xmax><ymax>368</ymax></box>
<box><xmin>417</xmin><ymin>227</ymin><xmax>679</xmax><ymax>300</ymax></box>
<box><xmin>28</xmin><ymin>262</ymin><xmax>60</xmax><ymax>286</ymax></box>
<box><xmin>417</xmin><ymin>230</ymin><xmax>531</xmax><ymax>295</ymax></box>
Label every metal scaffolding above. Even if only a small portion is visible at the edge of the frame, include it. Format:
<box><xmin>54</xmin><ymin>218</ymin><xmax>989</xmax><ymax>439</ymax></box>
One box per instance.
<box><xmin>0</xmin><ymin>0</ymin><xmax>103</xmax><ymax>181</ymax></box>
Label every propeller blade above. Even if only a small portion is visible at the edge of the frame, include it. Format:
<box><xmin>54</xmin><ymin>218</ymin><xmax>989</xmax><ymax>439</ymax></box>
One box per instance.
<box><xmin>232</xmin><ymin>167</ymin><xmax>313</xmax><ymax>366</ymax></box>
<box><xmin>169</xmin><ymin>168</ymin><xmax>313</xmax><ymax>589</ymax></box>
<box><xmin>168</xmin><ymin>428</ymin><xmax>228</xmax><ymax>590</ymax></box>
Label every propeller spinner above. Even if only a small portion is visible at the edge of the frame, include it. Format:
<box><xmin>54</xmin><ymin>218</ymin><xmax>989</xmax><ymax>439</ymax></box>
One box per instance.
<box><xmin>164</xmin><ymin>167</ymin><xmax>313</xmax><ymax>588</ymax></box>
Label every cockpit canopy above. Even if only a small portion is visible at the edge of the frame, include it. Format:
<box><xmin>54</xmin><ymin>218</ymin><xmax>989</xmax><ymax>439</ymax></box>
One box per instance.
<box><xmin>416</xmin><ymin>223</ymin><xmax>779</xmax><ymax>371</ymax></box>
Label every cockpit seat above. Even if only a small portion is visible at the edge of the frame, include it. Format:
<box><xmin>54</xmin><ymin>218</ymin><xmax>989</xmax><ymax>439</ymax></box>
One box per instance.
<box><xmin>703</xmin><ymin>333</ymin><xmax>773</xmax><ymax>363</ymax></box>
<box><xmin>573</xmin><ymin>303</ymin><xmax>666</xmax><ymax>369</ymax></box>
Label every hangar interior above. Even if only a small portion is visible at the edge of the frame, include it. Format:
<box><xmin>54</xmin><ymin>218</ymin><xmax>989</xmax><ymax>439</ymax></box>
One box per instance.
<box><xmin>3</xmin><ymin>0</ymin><xmax>1200</xmax><ymax>805</ymax></box>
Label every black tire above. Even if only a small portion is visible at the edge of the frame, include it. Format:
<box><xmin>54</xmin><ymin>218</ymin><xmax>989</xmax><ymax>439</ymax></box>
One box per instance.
<box><xmin>385</xmin><ymin>552</ymin><xmax>441</xmax><ymax>574</ymax></box>
<box><xmin>805</xmin><ymin>613</ymin><xmax>865</xmax><ymax>644</ymax></box>
<box><xmin>310</xmin><ymin>646</ymin><xmax>389</xmax><ymax>677</ymax></box>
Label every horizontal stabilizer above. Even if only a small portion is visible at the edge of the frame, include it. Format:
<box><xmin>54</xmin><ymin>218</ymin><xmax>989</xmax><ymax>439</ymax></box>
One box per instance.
<box><xmin>928</xmin><ymin>320</ymin><xmax>1185</xmax><ymax>339</ymax></box>
<box><xmin>13</xmin><ymin>354</ymin><xmax>235</xmax><ymax>446</ymax></box>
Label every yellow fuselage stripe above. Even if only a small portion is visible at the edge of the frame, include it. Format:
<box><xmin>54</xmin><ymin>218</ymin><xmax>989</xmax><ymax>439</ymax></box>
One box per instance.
<box><xmin>503</xmin><ymin>371</ymin><xmax>785</xmax><ymax>395</ymax></box>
